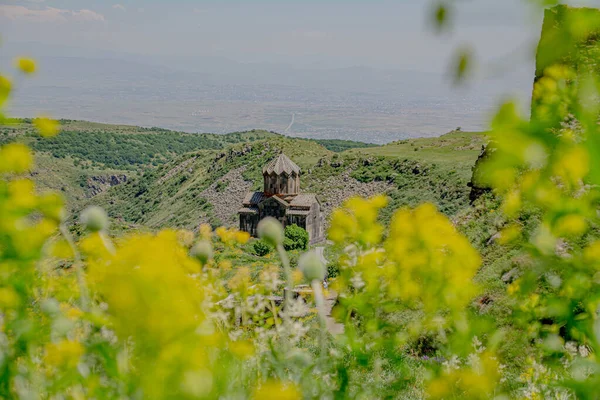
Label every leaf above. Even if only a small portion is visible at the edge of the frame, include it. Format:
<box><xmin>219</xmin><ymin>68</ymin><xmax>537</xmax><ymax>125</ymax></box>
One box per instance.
<box><xmin>452</xmin><ymin>48</ymin><xmax>472</xmax><ymax>84</ymax></box>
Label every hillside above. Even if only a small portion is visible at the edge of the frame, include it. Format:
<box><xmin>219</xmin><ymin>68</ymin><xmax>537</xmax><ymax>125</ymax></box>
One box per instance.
<box><xmin>1</xmin><ymin>118</ymin><xmax>486</xmax><ymax>232</ymax></box>
<box><xmin>92</xmin><ymin>129</ymin><xmax>485</xmax><ymax>231</ymax></box>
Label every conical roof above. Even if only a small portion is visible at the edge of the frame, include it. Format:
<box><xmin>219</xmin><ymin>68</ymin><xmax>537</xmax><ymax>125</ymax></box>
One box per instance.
<box><xmin>262</xmin><ymin>153</ymin><xmax>301</xmax><ymax>175</ymax></box>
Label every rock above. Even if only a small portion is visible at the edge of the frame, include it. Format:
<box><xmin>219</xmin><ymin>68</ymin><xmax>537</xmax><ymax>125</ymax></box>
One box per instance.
<box><xmin>486</xmin><ymin>232</ymin><xmax>502</xmax><ymax>246</ymax></box>
<box><xmin>86</xmin><ymin>174</ymin><xmax>127</xmax><ymax>197</ymax></box>
<box><xmin>501</xmin><ymin>268</ymin><xmax>520</xmax><ymax>284</ymax></box>
<box><xmin>555</xmin><ymin>239</ymin><xmax>572</xmax><ymax>258</ymax></box>
<box><xmin>197</xmin><ymin>167</ymin><xmax>253</xmax><ymax>228</ymax></box>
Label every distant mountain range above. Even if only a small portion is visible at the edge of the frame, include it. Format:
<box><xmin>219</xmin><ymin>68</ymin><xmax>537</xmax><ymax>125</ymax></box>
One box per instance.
<box><xmin>1</xmin><ymin>41</ymin><xmax>532</xmax><ymax>143</ymax></box>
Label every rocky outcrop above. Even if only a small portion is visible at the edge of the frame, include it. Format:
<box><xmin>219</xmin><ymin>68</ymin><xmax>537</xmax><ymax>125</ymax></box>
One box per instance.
<box><xmin>200</xmin><ymin>167</ymin><xmax>253</xmax><ymax>227</ymax></box>
<box><xmin>86</xmin><ymin>175</ymin><xmax>127</xmax><ymax>197</ymax></box>
<box><xmin>468</xmin><ymin>145</ymin><xmax>493</xmax><ymax>203</ymax></box>
<box><xmin>158</xmin><ymin>156</ymin><xmax>197</xmax><ymax>184</ymax></box>
<box><xmin>318</xmin><ymin>171</ymin><xmax>393</xmax><ymax>220</ymax></box>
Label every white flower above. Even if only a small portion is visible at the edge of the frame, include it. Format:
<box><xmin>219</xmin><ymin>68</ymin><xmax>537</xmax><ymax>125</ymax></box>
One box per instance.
<box><xmin>350</xmin><ymin>273</ymin><xmax>365</xmax><ymax>290</ymax></box>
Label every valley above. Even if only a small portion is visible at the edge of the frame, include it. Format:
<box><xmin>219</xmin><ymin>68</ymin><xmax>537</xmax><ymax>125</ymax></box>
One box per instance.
<box><xmin>1</xmin><ymin>119</ymin><xmax>486</xmax><ymax>232</ymax></box>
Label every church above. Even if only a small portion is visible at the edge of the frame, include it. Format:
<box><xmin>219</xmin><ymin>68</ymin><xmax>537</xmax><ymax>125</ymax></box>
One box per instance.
<box><xmin>238</xmin><ymin>153</ymin><xmax>324</xmax><ymax>244</ymax></box>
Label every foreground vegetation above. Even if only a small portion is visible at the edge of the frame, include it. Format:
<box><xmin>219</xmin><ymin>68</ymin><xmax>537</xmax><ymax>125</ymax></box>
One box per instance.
<box><xmin>3</xmin><ymin>3</ymin><xmax>600</xmax><ymax>399</ymax></box>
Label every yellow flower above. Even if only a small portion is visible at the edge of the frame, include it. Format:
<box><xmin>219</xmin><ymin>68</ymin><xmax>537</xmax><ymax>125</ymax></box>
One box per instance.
<box><xmin>198</xmin><ymin>223</ymin><xmax>212</xmax><ymax>240</ymax></box>
<box><xmin>50</xmin><ymin>239</ymin><xmax>75</xmax><ymax>259</ymax></box>
<box><xmin>253</xmin><ymin>381</ymin><xmax>301</xmax><ymax>400</ymax></box>
<box><xmin>0</xmin><ymin>75</ymin><xmax>11</xmax><ymax>105</ymax></box>
<box><xmin>0</xmin><ymin>143</ymin><xmax>32</xmax><ymax>173</ymax></box>
<box><xmin>0</xmin><ymin>288</ymin><xmax>19</xmax><ymax>308</ymax></box>
<box><xmin>498</xmin><ymin>224</ymin><xmax>521</xmax><ymax>245</ymax></box>
<box><xmin>34</xmin><ymin>116</ymin><xmax>60</xmax><ymax>138</ymax></box>
<box><xmin>45</xmin><ymin>340</ymin><xmax>84</xmax><ymax>368</ymax></box>
<box><xmin>554</xmin><ymin>214</ymin><xmax>587</xmax><ymax>237</ymax></box>
<box><xmin>553</xmin><ymin>145</ymin><xmax>589</xmax><ymax>185</ymax></box>
<box><xmin>228</xmin><ymin>267</ymin><xmax>251</xmax><ymax>293</ymax></box>
<box><xmin>218</xmin><ymin>260</ymin><xmax>232</xmax><ymax>272</ymax></box>
<box><xmin>229</xmin><ymin>340</ymin><xmax>255</xmax><ymax>359</ymax></box>
<box><xmin>292</xmin><ymin>269</ymin><xmax>304</xmax><ymax>285</ymax></box>
<box><xmin>502</xmin><ymin>190</ymin><xmax>521</xmax><ymax>217</ymax></box>
<box><xmin>176</xmin><ymin>229</ymin><xmax>195</xmax><ymax>247</ymax></box>
<box><xmin>235</xmin><ymin>230</ymin><xmax>251</xmax><ymax>244</ymax></box>
<box><xmin>15</xmin><ymin>57</ymin><xmax>36</xmax><ymax>74</ymax></box>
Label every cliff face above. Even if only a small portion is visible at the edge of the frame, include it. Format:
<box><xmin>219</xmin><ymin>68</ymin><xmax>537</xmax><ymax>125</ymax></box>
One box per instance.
<box><xmin>468</xmin><ymin>5</ymin><xmax>600</xmax><ymax>203</ymax></box>
<box><xmin>87</xmin><ymin>175</ymin><xmax>128</xmax><ymax>197</ymax></box>
<box><xmin>534</xmin><ymin>6</ymin><xmax>600</xmax><ymax>83</ymax></box>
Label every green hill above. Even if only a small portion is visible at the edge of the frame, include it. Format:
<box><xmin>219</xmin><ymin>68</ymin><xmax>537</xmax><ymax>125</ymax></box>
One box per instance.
<box><xmin>1</xmin><ymin>118</ymin><xmax>485</xmax><ymax>232</ymax></box>
<box><xmin>90</xmin><ymin>129</ymin><xmax>485</xmax><ymax>231</ymax></box>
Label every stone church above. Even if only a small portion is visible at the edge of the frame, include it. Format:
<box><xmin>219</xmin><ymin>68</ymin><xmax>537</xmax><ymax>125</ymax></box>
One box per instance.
<box><xmin>238</xmin><ymin>153</ymin><xmax>324</xmax><ymax>244</ymax></box>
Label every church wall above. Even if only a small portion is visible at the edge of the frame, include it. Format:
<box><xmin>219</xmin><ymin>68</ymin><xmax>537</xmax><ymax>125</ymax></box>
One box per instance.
<box><xmin>239</xmin><ymin>214</ymin><xmax>259</xmax><ymax>237</ymax></box>
<box><xmin>288</xmin><ymin>215</ymin><xmax>307</xmax><ymax>229</ymax></box>
<box><xmin>264</xmin><ymin>173</ymin><xmax>300</xmax><ymax>195</ymax></box>
<box><xmin>259</xmin><ymin>198</ymin><xmax>287</xmax><ymax>223</ymax></box>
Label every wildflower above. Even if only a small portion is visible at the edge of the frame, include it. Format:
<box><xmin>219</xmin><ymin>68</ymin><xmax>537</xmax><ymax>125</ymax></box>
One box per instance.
<box><xmin>176</xmin><ymin>229</ymin><xmax>195</xmax><ymax>247</ymax></box>
<box><xmin>0</xmin><ymin>288</ymin><xmax>19</xmax><ymax>308</ymax></box>
<box><xmin>257</xmin><ymin>217</ymin><xmax>284</xmax><ymax>247</ymax></box>
<box><xmin>498</xmin><ymin>224</ymin><xmax>521</xmax><ymax>245</ymax></box>
<box><xmin>0</xmin><ymin>143</ymin><xmax>32</xmax><ymax>173</ymax></box>
<box><xmin>15</xmin><ymin>57</ymin><xmax>36</xmax><ymax>74</ymax></box>
<box><xmin>191</xmin><ymin>240</ymin><xmax>213</xmax><ymax>265</ymax></box>
<box><xmin>44</xmin><ymin>340</ymin><xmax>84</xmax><ymax>368</ymax></box>
<box><xmin>228</xmin><ymin>267</ymin><xmax>251</xmax><ymax>293</ymax></box>
<box><xmin>80</xmin><ymin>206</ymin><xmax>109</xmax><ymax>232</ymax></box>
<box><xmin>182</xmin><ymin>369</ymin><xmax>213</xmax><ymax>397</ymax></box>
<box><xmin>298</xmin><ymin>250</ymin><xmax>325</xmax><ymax>282</ymax></box>
<box><xmin>34</xmin><ymin>116</ymin><xmax>60</xmax><ymax>138</ymax></box>
<box><xmin>252</xmin><ymin>380</ymin><xmax>301</xmax><ymax>400</ymax></box>
<box><xmin>235</xmin><ymin>230</ymin><xmax>250</xmax><ymax>244</ymax></box>
<box><xmin>229</xmin><ymin>340</ymin><xmax>255</xmax><ymax>359</ymax></box>
<box><xmin>0</xmin><ymin>75</ymin><xmax>11</xmax><ymax>105</ymax></box>
<box><xmin>502</xmin><ymin>190</ymin><xmax>522</xmax><ymax>217</ymax></box>
<box><xmin>198</xmin><ymin>223</ymin><xmax>212</xmax><ymax>239</ymax></box>
<box><xmin>553</xmin><ymin>214</ymin><xmax>587</xmax><ymax>237</ymax></box>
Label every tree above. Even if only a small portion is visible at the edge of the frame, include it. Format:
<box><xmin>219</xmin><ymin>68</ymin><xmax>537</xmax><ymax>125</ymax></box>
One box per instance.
<box><xmin>283</xmin><ymin>224</ymin><xmax>309</xmax><ymax>251</ymax></box>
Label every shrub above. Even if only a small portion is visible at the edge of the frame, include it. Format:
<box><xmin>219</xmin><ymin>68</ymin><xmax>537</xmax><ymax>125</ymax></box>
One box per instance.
<box><xmin>252</xmin><ymin>239</ymin><xmax>271</xmax><ymax>256</ymax></box>
<box><xmin>283</xmin><ymin>224</ymin><xmax>309</xmax><ymax>251</ymax></box>
<box><xmin>326</xmin><ymin>261</ymin><xmax>339</xmax><ymax>279</ymax></box>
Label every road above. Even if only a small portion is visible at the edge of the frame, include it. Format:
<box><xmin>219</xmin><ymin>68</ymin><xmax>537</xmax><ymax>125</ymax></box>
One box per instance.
<box><xmin>284</xmin><ymin>112</ymin><xmax>295</xmax><ymax>133</ymax></box>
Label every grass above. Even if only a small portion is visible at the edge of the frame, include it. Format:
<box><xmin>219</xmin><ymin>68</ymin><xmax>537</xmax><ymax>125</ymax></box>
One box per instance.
<box><xmin>344</xmin><ymin>131</ymin><xmax>486</xmax><ymax>180</ymax></box>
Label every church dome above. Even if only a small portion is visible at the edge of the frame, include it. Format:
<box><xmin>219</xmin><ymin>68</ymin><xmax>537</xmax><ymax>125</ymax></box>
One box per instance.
<box><xmin>262</xmin><ymin>153</ymin><xmax>301</xmax><ymax>176</ymax></box>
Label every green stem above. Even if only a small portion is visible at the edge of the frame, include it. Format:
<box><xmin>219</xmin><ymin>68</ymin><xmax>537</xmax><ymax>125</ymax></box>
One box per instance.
<box><xmin>311</xmin><ymin>280</ymin><xmax>328</xmax><ymax>358</ymax></box>
<box><xmin>270</xmin><ymin>299</ymin><xmax>280</xmax><ymax>330</ymax></box>
<box><xmin>276</xmin><ymin>244</ymin><xmax>293</xmax><ymax>309</ymax></box>
<box><xmin>99</xmin><ymin>231</ymin><xmax>116</xmax><ymax>255</ymax></box>
<box><xmin>59</xmin><ymin>224</ymin><xmax>90</xmax><ymax>312</ymax></box>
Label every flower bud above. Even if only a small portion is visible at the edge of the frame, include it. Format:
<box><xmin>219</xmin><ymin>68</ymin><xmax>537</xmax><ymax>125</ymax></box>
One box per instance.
<box><xmin>298</xmin><ymin>250</ymin><xmax>325</xmax><ymax>282</ymax></box>
<box><xmin>191</xmin><ymin>240</ymin><xmax>213</xmax><ymax>265</ymax></box>
<box><xmin>80</xmin><ymin>206</ymin><xmax>109</xmax><ymax>232</ymax></box>
<box><xmin>257</xmin><ymin>217</ymin><xmax>284</xmax><ymax>247</ymax></box>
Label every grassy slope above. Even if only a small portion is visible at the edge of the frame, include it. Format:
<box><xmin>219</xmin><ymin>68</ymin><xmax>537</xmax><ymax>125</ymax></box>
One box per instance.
<box><xmin>0</xmin><ymin>119</ymin><xmax>284</xmax><ymax>214</ymax></box>
<box><xmin>344</xmin><ymin>131</ymin><xmax>485</xmax><ymax>179</ymax></box>
<box><xmin>88</xmin><ymin>129</ymin><xmax>486</xmax><ymax>232</ymax></box>
<box><xmin>92</xmin><ymin>136</ymin><xmax>335</xmax><ymax>230</ymax></box>
<box><xmin>343</xmin><ymin>131</ymin><xmax>486</xmax><ymax>220</ymax></box>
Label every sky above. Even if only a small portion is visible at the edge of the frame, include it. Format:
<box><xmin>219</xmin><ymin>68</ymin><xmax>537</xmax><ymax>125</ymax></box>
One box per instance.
<box><xmin>0</xmin><ymin>0</ymin><xmax>563</xmax><ymax>71</ymax></box>
<box><xmin>1</xmin><ymin>0</ymin><xmax>600</xmax><ymax>140</ymax></box>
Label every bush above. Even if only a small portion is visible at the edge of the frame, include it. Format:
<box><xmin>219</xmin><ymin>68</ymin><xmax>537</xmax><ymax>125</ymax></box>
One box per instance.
<box><xmin>283</xmin><ymin>224</ymin><xmax>309</xmax><ymax>251</ymax></box>
<box><xmin>327</xmin><ymin>261</ymin><xmax>340</xmax><ymax>279</ymax></box>
<box><xmin>252</xmin><ymin>239</ymin><xmax>271</xmax><ymax>256</ymax></box>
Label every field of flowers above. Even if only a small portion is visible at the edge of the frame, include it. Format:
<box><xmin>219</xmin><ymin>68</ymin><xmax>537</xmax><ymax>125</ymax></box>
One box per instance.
<box><xmin>3</xmin><ymin>3</ymin><xmax>600</xmax><ymax>399</ymax></box>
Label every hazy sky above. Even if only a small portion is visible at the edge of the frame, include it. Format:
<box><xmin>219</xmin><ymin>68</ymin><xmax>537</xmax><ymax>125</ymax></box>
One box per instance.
<box><xmin>3</xmin><ymin>0</ymin><xmax>595</xmax><ymax>73</ymax></box>
<box><xmin>2</xmin><ymin>0</ymin><xmax>600</xmax><ymax>140</ymax></box>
